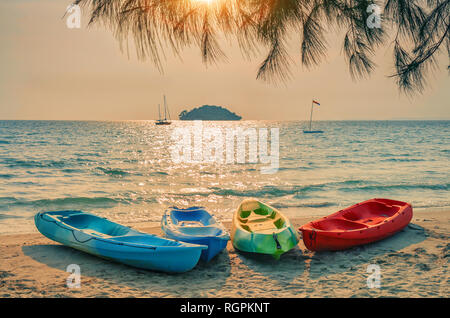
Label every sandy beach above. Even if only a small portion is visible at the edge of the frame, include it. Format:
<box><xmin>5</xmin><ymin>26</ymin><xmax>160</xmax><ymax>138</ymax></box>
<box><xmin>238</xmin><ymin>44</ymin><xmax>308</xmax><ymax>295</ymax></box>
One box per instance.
<box><xmin>0</xmin><ymin>209</ymin><xmax>448</xmax><ymax>298</ymax></box>
<box><xmin>1</xmin><ymin>0</ymin><xmax>449</xmax><ymax>303</ymax></box>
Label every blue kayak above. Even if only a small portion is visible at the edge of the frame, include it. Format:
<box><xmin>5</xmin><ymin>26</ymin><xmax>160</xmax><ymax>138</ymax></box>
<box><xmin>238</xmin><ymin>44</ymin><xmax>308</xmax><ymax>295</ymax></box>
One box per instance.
<box><xmin>34</xmin><ymin>210</ymin><xmax>207</xmax><ymax>273</ymax></box>
<box><xmin>161</xmin><ymin>207</ymin><xmax>230</xmax><ymax>262</ymax></box>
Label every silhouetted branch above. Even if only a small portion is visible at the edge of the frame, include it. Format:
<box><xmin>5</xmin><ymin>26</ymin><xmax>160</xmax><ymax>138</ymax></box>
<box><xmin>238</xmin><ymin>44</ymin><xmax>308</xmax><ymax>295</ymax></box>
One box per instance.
<box><xmin>74</xmin><ymin>0</ymin><xmax>450</xmax><ymax>94</ymax></box>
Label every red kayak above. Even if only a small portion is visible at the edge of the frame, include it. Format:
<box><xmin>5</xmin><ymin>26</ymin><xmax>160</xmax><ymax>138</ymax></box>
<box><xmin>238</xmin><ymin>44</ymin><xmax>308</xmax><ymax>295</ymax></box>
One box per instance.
<box><xmin>299</xmin><ymin>198</ymin><xmax>413</xmax><ymax>251</ymax></box>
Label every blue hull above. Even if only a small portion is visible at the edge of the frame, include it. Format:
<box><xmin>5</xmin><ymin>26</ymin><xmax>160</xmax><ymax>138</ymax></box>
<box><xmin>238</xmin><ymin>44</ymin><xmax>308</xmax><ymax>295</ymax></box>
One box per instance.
<box><xmin>161</xmin><ymin>207</ymin><xmax>230</xmax><ymax>262</ymax></box>
<box><xmin>35</xmin><ymin>210</ymin><xmax>207</xmax><ymax>273</ymax></box>
<box><xmin>174</xmin><ymin>236</ymin><xmax>229</xmax><ymax>262</ymax></box>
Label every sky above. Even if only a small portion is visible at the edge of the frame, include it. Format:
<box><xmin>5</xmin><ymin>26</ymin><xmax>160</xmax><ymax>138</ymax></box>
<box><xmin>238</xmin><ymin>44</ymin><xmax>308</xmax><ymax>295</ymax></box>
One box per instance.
<box><xmin>0</xmin><ymin>0</ymin><xmax>449</xmax><ymax>121</ymax></box>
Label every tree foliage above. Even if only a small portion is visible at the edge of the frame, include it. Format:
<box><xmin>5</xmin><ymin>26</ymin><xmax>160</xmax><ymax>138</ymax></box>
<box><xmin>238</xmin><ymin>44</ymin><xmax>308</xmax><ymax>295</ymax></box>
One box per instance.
<box><xmin>75</xmin><ymin>0</ymin><xmax>450</xmax><ymax>93</ymax></box>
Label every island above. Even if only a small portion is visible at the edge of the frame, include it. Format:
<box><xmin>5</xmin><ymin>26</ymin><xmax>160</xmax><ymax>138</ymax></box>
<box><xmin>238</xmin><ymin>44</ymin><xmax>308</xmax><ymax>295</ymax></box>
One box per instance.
<box><xmin>178</xmin><ymin>105</ymin><xmax>242</xmax><ymax>121</ymax></box>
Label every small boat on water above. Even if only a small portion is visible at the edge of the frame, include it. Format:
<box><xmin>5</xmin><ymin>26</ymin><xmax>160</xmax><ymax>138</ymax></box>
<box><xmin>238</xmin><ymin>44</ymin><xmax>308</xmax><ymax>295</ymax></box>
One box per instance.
<box><xmin>161</xmin><ymin>207</ymin><xmax>230</xmax><ymax>262</ymax></box>
<box><xmin>299</xmin><ymin>198</ymin><xmax>413</xmax><ymax>251</ymax></box>
<box><xmin>231</xmin><ymin>199</ymin><xmax>299</xmax><ymax>259</ymax></box>
<box><xmin>35</xmin><ymin>210</ymin><xmax>206</xmax><ymax>273</ymax></box>
<box><xmin>303</xmin><ymin>99</ymin><xmax>323</xmax><ymax>133</ymax></box>
<box><xmin>155</xmin><ymin>95</ymin><xmax>171</xmax><ymax>125</ymax></box>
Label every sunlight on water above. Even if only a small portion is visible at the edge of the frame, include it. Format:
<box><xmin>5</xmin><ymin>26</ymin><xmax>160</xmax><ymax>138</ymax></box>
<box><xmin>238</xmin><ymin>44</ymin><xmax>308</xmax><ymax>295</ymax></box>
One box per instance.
<box><xmin>0</xmin><ymin>120</ymin><xmax>448</xmax><ymax>234</ymax></box>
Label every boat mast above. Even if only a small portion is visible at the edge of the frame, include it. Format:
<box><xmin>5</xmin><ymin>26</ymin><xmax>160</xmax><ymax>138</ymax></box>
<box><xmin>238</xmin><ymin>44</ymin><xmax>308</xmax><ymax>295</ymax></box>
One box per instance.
<box><xmin>163</xmin><ymin>95</ymin><xmax>167</xmax><ymax>121</ymax></box>
<box><xmin>309</xmin><ymin>100</ymin><xmax>314</xmax><ymax>131</ymax></box>
<box><xmin>158</xmin><ymin>103</ymin><xmax>161</xmax><ymax>121</ymax></box>
<box><xmin>167</xmin><ymin>99</ymin><xmax>171</xmax><ymax>120</ymax></box>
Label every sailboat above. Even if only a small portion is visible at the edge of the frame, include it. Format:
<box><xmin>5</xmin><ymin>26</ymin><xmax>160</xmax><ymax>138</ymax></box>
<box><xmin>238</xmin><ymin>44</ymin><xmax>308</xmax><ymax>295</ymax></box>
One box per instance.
<box><xmin>303</xmin><ymin>99</ymin><xmax>323</xmax><ymax>133</ymax></box>
<box><xmin>155</xmin><ymin>95</ymin><xmax>172</xmax><ymax>125</ymax></box>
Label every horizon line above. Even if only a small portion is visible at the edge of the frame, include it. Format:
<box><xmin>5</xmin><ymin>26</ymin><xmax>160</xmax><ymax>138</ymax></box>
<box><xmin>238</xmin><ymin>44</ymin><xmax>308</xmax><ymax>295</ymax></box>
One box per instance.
<box><xmin>0</xmin><ymin>119</ymin><xmax>449</xmax><ymax>122</ymax></box>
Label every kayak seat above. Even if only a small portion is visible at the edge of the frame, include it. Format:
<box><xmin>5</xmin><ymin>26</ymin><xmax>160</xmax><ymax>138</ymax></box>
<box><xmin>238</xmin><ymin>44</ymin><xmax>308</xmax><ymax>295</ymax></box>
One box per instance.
<box><xmin>82</xmin><ymin>229</ymin><xmax>111</xmax><ymax>238</ymax></box>
<box><xmin>312</xmin><ymin>219</ymin><xmax>368</xmax><ymax>231</ymax></box>
<box><xmin>242</xmin><ymin>214</ymin><xmax>282</xmax><ymax>232</ymax></box>
<box><xmin>61</xmin><ymin>214</ymin><xmax>130</xmax><ymax>237</ymax></box>
<box><xmin>170</xmin><ymin>208</ymin><xmax>214</xmax><ymax>227</ymax></box>
<box><xmin>342</xmin><ymin>201</ymin><xmax>399</xmax><ymax>225</ymax></box>
<box><xmin>238</xmin><ymin>203</ymin><xmax>285</xmax><ymax>233</ymax></box>
<box><xmin>178</xmin><ymin>220</ymin><xmax>203</xmax><ymax>227</ymax></box>
<box><xmin>239</xmin><ymin>214</ymin><xmax>268</xmax><ymax>224</ymax></box>
<box><xmin>177</xmin><ymin>226</ymin><xmax>223</xmax><ymax>237</ymax></box>
<box><xmin>247</xmin><ymin>220</ymin><xmax>278</xmax><ymax>232</ymax></box>
<box><xmin>239</xmin><ymin>207</ymin><xmax>271</xmax><ymax>220</ymax></box>
<box><xmin>247</xmin><ymin>215</ymin><xmax>270</xmax><ymax>223</ymax></box>
<box><xmin>273</xmin><ymin>218</ymin><xmax>285</xmax><ymax>229</ymax></box>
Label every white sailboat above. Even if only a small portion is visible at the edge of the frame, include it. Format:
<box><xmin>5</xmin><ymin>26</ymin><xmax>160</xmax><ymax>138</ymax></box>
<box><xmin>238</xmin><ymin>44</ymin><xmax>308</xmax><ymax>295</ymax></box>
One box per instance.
<box><xmin>155</xmin><ymin>95</ymin><xmax>171</xmax><ymax>125</ymax></box>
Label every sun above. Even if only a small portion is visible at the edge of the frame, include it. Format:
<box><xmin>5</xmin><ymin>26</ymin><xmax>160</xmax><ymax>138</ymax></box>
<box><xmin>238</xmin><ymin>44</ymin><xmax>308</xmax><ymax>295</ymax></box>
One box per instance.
<box><xmin>192</xmin><ymin>0</ymin><xmax>215</xmax><ymax>4</ymax></box>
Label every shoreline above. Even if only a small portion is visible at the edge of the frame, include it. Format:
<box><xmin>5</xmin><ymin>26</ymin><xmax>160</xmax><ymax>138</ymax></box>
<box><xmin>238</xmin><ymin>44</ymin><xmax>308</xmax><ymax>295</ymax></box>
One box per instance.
<box><xmin>0</xmin><ymin>209</ymin><xmax>448</xmax><ymax>297</ymax></box>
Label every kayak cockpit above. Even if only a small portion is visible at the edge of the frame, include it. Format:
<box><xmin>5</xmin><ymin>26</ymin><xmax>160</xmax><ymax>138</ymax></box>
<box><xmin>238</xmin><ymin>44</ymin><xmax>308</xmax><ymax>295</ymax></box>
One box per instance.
<box><xmin>162</xmin><ymin>207</ymin><xmax>229</xmax><ymax>262</ymax></box>
<box><xmin>50</xmin><ymin>212</ymin><xmax>132</xmax><ymax>237</ymax></box>
<box><xmin>308</xmin><ymin>199</ymin><xmax>404</xmax><ymax>232</ymax></box>
<box><xmin>311</xmin><ymin>219</ymin><xmax>369</xmax><ymax>231</ymax></box>
<box><xmin>170</xmin><ymin>207</ymin><xmax>216</xmax><ymax>226</ymax></box>
<box><xmin>237</xmin><ymin>200</ymin><xmax>286</xmax><ymax>233</ymax></box>
<box><xmin>341</xmin><ymin>201</ymin><xmax>399</xmax><ymax>224</ymax></box>
<box><xmin>41</xmin><ymin>211</ymin><xmax>187</xmax><ymax>247</ymax></box>
<box><xmin>167</xmin><ymin>207</ymin><xmax>227</xmax><ymax>238</ymax></box>
<box><xmin>174</xmin><ymin>226</ymin><xmax>223</xmax><ymax>237</ymax></box>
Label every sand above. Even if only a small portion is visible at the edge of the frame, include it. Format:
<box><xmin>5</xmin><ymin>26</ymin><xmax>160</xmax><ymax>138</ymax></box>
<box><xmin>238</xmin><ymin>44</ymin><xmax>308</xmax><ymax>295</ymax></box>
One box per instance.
<box><xmin>0</xmin><ymin>209</ymin><xmax>448</xmax><ymax>298</ymax></box>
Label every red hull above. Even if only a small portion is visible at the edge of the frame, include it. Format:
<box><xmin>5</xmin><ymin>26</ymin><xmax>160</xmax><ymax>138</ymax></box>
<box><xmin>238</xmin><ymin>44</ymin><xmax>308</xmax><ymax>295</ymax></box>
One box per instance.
<box><xmin>299</xmin><ymin>198</ymin><xmax>413</xmax><ymax>251</ymax></box>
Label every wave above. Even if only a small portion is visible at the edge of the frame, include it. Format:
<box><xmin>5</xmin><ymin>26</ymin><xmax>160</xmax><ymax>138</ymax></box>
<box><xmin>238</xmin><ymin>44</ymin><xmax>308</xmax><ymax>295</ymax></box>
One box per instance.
<box><xmin>0</xmin><ymin>213</ymin><xmax>23</xmax><ymax>220</ymax></box>
<box><xmin>75</xmin><ymin>157</ymin><xmax>95</xmax><ymax>163</ymax></box>
<box><xmin>339</xmin><ymin>183</ymin><xmax>449</xmax><ymax>192</ymax></box>
<box><xmin>96</xmin><ymin>167</ymin><xmax>130</xmax><ymax>177</ymax></box>
<box><xmin>0</xmin><ymin>195</ymin><xmax>158</xmax><ymax>210</ymax></box>
<box><xmin>149</xmin><ymin>171</ymin><xmax>169</xmax><ymax>176</ymax></box>
<box><xmin>0</xmin><ymin>140</ymin><xmax>10</xmax><ymax>144</ymax></box>
<box><xmin>61</xmin><ymin>168</ymin><xmax>85</xmax><ymax>174</ymax></box>
<box><xmin>0</xmin><ymin>197</ymin><xmax>19</xmax><ymax>204</ymax></box>
<box><xmin>16</xmin><ymin>197</ymin><xmax>119</xmax><ymax>208</ymax></box>
<box><xmin>276</xmin><ymin>166</ymin><xmax>314</xmax><ymax>171</ymax></box>
<box><xmin>380</xmin><ymin>158</ymin><xmax>425</xmax><ymax>162</ymax></box>
<box><xmin>211</xmin><ymin>186</ymin><xmax>324</xmax><ymax>198</ymax></box>
<box><xmin>169</xmin><ymin>180</ymin><xmax>448</xmax><ymax>201</ymax></box>
<box><xmin>410</xmin><ymin>201</ymin><xmax>450</xmax><ymax>209</ymax></box>
<box><xmin>326</xmin><ymin>180</ymin><xmax>368</xmax><ymax>186</ymax></box>
<box><xmin>174</xmin><ymin>183</ymin><xmax>331</xmax><ymax>198</ymax></box>
<box><xmin>0</xmin><ymin>174</ymin><xmax>14</xmax><ymax>179</ymax></box>
<box><xmin>273</xmin><ymin>202</ymin><xmax>337</xmax><ymax>209</ymax></box>
<box><xmin>171</xmin><ymin>180</ymin><xmax>372</xmax><ymax>198</ymax></box>
<box><xmin>2</xmin><ymin>158</ymin><xmax>66</xmax><ymax>169</ymax></box>
<box><xmin>74</xmin><ymin>152</ymin><xmax>101</xmax><ymax>157</ymax></box>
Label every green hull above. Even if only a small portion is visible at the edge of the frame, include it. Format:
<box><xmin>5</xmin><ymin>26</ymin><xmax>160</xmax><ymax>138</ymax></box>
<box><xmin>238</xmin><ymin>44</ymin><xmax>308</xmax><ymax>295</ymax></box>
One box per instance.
<box><xmin>232</xmin><ymin>226</ymin><xmax>299</xmax><ymax>259</ymax></box>
<box><xmin>231</xmin><ymin>199</ymin><xmax>299</xmax><ymax>259</ymax></box>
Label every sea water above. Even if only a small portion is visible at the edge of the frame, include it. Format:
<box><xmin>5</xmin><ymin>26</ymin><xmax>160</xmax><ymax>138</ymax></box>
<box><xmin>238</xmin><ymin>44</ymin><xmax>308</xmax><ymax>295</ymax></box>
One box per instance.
<box><xmin>0</xmin><ymin>120</ymin><xmax>448</xmax><ymax>234</ymax></box>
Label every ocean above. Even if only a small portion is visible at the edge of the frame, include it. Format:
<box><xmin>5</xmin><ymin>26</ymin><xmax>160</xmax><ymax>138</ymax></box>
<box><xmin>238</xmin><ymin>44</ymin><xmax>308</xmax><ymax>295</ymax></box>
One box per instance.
<box><xmin>0</xmin><ymin>120</ymin><xmax>448</xmax><ymax>234</ymax></box>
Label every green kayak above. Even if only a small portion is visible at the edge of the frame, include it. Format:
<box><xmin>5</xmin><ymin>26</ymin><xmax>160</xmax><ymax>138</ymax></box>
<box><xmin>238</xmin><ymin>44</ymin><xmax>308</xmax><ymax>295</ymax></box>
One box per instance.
<box><xmin>231</xmin><ymin>199</ymin><xmax>299</xmax><ymax>259</ymax></box>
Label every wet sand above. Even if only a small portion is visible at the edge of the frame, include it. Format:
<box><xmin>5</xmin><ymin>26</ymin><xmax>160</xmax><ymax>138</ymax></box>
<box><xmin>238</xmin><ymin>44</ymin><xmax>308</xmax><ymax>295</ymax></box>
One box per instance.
<box><xmin>0</xmin><ymin>209</ymin><xmax>448</xmax><ymax>297</ymax></box>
